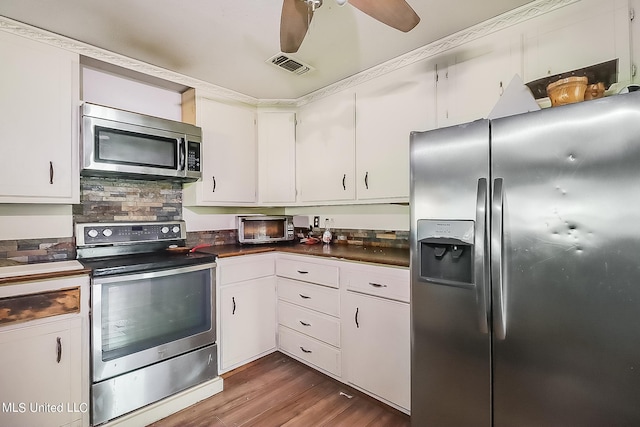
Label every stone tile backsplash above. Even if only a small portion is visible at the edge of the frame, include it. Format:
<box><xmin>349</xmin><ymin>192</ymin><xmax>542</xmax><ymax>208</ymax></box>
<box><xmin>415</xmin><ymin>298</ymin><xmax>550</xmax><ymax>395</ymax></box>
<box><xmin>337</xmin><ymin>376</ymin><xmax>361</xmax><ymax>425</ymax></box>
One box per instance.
<box><xmin>73</xmin><ymin>176</ymin><xmax>182</xmax><ymax>223</ymax></box>
<box><xmin>0</xmin><ymin>176</ymin><xmax>407</xmax><ymax>263</ymax></box>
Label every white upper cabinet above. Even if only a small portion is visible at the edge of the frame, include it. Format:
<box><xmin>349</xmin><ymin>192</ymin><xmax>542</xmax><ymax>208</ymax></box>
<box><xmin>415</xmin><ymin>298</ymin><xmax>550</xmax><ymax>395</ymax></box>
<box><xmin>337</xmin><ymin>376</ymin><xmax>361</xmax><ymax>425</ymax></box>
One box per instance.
<box><xmin>0</xmin><ymin>31</ymin><xmax>79</xmax><ymax>204</ymax></box>
<box><xmin>355</xmin><ymin>62</ymin><xmax>437</xmax><ymax>201</ymax></box>
<box><xmin>257</xmin><ymin>110</ymin><xmax>297</xmax><ymax>205</ymax></box>
<box><xmin>183</xmin><ymin>93</ymin><xmax>257</xmax><ymax>205</ymax></box>
<box><xmin>522</xmin><ymin>0</ymin><xmax>631</xmax><ymax>85</ymax></box>
<box><xmin>436</xmin><ymin>35</ymin><xmax>523</xmax><ymax>127</ymax></box>
<box><xmin>296</xmin><ymin>90</ymin><xmax>356</xmax><ymax>203</ymax></box>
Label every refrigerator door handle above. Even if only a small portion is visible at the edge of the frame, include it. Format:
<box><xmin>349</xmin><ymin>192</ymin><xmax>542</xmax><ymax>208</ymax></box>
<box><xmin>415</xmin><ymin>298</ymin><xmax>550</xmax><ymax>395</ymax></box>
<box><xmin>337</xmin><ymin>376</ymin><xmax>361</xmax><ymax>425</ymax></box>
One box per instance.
<box><xmin>492</xmin><ymin>177</ymin><xmax>507</xmax><ymax>340</ymax></box>
<box><xmin>475</xmin><ymin>178</ymin><xmax>489</xmax><ymax>334</ymax></box>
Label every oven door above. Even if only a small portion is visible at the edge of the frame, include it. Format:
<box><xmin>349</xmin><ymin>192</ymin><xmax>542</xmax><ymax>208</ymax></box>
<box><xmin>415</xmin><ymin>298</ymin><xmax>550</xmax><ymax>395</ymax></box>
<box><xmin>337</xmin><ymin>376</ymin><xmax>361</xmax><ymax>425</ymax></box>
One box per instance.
<box><xmin>91</xmin><ymin>262</ymin><xmax>216</xmax><ymax>383</ymax></box>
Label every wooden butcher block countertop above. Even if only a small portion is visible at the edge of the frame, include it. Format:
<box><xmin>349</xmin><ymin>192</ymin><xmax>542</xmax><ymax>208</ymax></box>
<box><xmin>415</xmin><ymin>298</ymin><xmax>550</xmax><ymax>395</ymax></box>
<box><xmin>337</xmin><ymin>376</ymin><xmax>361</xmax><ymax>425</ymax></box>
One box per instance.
<box><xmin>197</xmin><ymin>242</ymin><xmax>410</xmax><ymax>268</ymax></box>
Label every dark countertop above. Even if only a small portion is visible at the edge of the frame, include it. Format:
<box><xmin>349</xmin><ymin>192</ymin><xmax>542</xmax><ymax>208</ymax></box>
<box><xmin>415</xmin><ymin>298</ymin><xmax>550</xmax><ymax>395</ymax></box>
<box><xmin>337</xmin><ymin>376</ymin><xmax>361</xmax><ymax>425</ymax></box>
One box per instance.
<box><xmin>197</xmin><ymin>242</ymin><xmax>409</xmax><ymax>268</ymax></box>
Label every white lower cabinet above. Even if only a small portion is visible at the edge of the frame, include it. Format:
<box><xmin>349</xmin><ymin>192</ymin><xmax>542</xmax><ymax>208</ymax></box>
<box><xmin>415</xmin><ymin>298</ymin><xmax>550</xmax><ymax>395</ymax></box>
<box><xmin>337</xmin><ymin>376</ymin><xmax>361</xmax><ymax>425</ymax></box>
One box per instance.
<box><xmin>341</xmin><ymin>263</ymin><xmax>411</xmax><ymax>412</ymax></box>
<box><xmin>217</xmin><ymin>254</ymin><xmax>277</xmax><ymax>373</ymax></box>
<box><xmin>342</xmin><ymin>291</ymin><xmax>410</xmax><ymax>411</ymax></box>
<box><xmin>0</xmin><ymin>274</ymin><xmax>89</xmax><ymax>427</ymax></box>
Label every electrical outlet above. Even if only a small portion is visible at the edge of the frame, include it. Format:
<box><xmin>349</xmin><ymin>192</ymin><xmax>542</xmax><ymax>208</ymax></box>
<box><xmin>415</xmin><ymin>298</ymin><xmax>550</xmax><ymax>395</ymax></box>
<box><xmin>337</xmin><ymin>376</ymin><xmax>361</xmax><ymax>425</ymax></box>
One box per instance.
<box><xmin>313</xmin><ymin>216</ymin><xmax>320</xmax><ymax>227</ymax></box>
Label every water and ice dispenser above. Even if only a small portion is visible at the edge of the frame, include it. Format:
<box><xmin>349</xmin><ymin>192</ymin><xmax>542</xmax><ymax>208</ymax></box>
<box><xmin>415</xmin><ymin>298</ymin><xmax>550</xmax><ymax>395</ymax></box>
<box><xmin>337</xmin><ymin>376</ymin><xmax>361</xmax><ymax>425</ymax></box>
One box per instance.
<box><xmin>417</xmin><ymin>220</ymin><xmax>475</xmax><ymax>287</ymax></box>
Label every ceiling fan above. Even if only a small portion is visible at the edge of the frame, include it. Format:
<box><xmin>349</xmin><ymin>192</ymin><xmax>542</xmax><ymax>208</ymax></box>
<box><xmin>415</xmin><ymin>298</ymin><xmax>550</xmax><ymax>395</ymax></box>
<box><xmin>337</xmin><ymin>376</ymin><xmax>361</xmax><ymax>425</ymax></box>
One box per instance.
<box><xmin>280</xmin><ymin>0</ymin><xmax>420</xmax><ymax>53</ymax></box>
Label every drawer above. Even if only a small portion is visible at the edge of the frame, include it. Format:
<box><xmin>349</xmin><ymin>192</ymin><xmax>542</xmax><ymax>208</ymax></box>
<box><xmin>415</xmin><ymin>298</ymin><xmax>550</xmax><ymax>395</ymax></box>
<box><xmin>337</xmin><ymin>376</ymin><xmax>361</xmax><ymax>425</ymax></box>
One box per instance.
<box><xmin>341</xmin><ymin>266</ymin><xmax>409</xmax><ymax>303</ymax></box>
<box><xmin>279</xmin><ymin>326</ymin><xmax>341</xmax><ymax>377</ymax></box>
<box><xmin>276</xmin><ymin>258</ymin><xmax>339</xmax><ymax>288</ymax></box>
<box><xmin>219</xmin><ymin>255</ymin><xmax>275</xmax><ymax>285</ymax></box>
<box><xmin>277</xmin><ymin>278</ymin><xmax>339</xmax><ymax>317</ymax></box>
<box><xmin>278</xmin><ymin>300</ymin><xmax>340</xmax><ymax>347</ymax></box>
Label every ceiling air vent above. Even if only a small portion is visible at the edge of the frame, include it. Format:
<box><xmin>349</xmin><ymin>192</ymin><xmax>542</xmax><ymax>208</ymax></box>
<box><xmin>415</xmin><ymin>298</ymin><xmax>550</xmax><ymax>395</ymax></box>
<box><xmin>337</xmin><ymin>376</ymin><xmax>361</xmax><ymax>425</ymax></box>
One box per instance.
<box><xmin>267</xmin><ymin>54</ymin><xmax>314</xmax><ymax>75</ymax></box>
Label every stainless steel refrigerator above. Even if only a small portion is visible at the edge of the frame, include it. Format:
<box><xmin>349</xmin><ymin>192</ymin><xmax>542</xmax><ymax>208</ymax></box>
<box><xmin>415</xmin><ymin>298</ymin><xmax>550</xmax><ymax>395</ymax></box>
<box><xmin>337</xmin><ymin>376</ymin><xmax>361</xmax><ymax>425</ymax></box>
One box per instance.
<box><xmin>410</xmin><ymin>91</ymin><xmax>640</xmax><ymax>426</ymax></box>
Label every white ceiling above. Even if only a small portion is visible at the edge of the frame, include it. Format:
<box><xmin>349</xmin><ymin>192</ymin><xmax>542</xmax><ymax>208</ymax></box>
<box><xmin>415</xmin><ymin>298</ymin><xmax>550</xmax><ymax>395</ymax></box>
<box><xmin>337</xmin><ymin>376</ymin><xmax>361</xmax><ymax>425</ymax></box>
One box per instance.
<box><xmin>0</xmin><ymin>0</ymin><xmax>536</xmax><ymax>99</ymax></box>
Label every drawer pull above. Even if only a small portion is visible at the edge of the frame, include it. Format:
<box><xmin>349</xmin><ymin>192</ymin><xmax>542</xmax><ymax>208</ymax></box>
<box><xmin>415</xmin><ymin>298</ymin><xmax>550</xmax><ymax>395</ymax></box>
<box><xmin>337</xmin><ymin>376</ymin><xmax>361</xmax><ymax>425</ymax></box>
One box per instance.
<box><xmin>297</xmin><ymin>270</ymin><xmax>309</xmax><ymax>274</ymax></box>
<box><xmin>355</xmin><ymin>307</ymin><xmax>360</xmax><ymax>329</ymax></box>
<box><xmin>299</xmin><ymin>320</ymin><xmax>311</xmax><ymax>327</ymax></box>
<box><xmin>300</xmin><ymin>346</ymin><xmax>313</xmax><ymax>354</ymax></box>
<box><xmin>56</xmin><ymin>337</ymin><xmax>62</xmax><ymax>363</ymax></box>
<box><xmin>299</xmin><ymin>294</ymin><xmax>311</xmax><ymax>299</ymax></box>
<box><xmin>232</xmin><ymin>297</ymin><xmax>236</xmax><ymax>315</ymax></box>
<box><xmin>369</xmin><ymin>282</ymin><xmax>388</xmax><ymax>288</ymax></box>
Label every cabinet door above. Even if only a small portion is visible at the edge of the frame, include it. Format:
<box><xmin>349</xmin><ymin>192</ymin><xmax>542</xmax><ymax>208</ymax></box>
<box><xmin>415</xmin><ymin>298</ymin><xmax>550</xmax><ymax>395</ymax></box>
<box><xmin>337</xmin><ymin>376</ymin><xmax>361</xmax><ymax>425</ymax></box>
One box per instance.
<box><xmin>0</xmin><ymin>318</ymin><xmax>82</xmax><ymax>427</ymax></box>
<box><xmin>342</xmin><ymin>292</ymin><xmax>410</xmax><ymax>410</ymax></box>
<box><xmin>0</xmin><ymin>31</ymin><xmax>78</xmax><ymax>203</ymax></box>
<box><xmin>296</xmin><ymin>91</ymin><xmax>355</xmax><ymax>202</ymax></box>
<box><xmin>437</xmin><ymin>36</ymin><xmax>522</xmax><ymax>127</ymax></box>
<box><xmin>523</xmin><ymin>0</ymin><xmax>630</xmax><ymax>84</ymax></box>
<box><xmin>355</xmin><ymin>63</ymin><xmax>436</xmax><ymax>201</ymax></box>
<box><xmin>219</xmin><ymin>277</ymin><xmax>276</xmax><ymax>371</ymax></box>
<box><xmin>198</xmin><ymin>98</ymin><xmax>257</xmax><ymax>203</ymax></box>
<box><xmin>257</xmin><ymin>111</ymin><xmax>296</xmax><ymax>204</ymax></box>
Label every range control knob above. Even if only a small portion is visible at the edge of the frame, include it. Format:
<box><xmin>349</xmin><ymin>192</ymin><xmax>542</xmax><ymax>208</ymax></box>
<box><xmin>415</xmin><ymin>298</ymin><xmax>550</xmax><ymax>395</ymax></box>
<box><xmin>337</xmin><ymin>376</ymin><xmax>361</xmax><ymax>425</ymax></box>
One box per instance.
<box><xmin>172</xmin><ymin>226</ymin><xmax>180</xmax><ymax>233</ymax></box>
<box><xmin>161</xmin><ymin>226</ymin><xmax>170</xmax><ymax>234</ymax></box>
<box><xmin>87</xmin><ymin>229</ymin><xmax>98</xmax><ymax>238</ymax></box>
<box><xmin>103</xmin><ymin>229</ymin><xmax>113</xmax><ymax>237</ymax></box>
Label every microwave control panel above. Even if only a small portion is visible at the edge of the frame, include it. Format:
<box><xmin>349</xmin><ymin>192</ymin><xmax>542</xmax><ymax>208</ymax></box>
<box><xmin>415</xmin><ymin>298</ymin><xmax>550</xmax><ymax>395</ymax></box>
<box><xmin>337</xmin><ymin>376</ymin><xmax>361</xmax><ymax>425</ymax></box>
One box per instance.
<box><xmin>187</xmin><ymin>141</ymin><xmax>201</xmax><ymax>172</ymax></box>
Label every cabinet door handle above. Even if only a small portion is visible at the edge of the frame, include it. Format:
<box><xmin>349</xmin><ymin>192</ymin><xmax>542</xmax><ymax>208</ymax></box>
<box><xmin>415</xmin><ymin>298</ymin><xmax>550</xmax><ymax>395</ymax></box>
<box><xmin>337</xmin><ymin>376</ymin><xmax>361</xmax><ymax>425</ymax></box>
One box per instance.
<box><xmin>299</xmin><ymin>320</ymin><xmax>311</xmax><ymax>327</ymax></box>
<box><xmin>49</xmin><ymin>161</ymin><xmax>54</xmax><ymax>185</ymax></box>
<box><xmin>365</xmin><ymin>171</ymin><xmax>369</xmax><ymax>189</ymax></box>
<box><xmin>212</xmin><ymin>176</ymin><xmax>217</xmax><ymax>192</ymax></box>
<box><xmin>369</xmin><ymin>282</ymin><xmax>387</xmax><ymax>288</ymax></box>
<box><xmin>300</xmin><ymin>346</ymin><xmax>313</xmax><ymax>354</ymax></box>
<box><xmin>232</xmin><ymin>296</ymin><xmax>236</xmax><ymax>315</ymax></box>
<box><xmin>297</xmin><ymin>270</ymin><xmax>309</xmax><ymax>275</ymax></box>
<box><xmin>299</xmin><ymin>294</ymin><xmax>311</xmax><ymax>299</ymax></box>
<box><xmin>56</xmin><ymin>337</ymin><xmax>62</xmax><ymax>363</ymax></box>
<box><xmin>342</xmin><ymin>174</ymin><xmax>346</xmax><ymax>191</ymax></box>
<box><xmin>355</xmin><ymin>307</ymin><xmax>360</xmax><ymax>328</ymax></box>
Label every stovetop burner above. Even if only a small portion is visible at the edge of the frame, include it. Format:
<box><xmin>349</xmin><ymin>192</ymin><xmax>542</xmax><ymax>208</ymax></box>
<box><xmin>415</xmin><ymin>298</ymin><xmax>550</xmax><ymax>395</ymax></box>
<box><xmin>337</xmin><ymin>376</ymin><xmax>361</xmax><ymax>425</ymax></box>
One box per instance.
<box><xmin>75</xmin><ymin>221</ymin><xmax>217</xmax><ymax>276</ymax></box>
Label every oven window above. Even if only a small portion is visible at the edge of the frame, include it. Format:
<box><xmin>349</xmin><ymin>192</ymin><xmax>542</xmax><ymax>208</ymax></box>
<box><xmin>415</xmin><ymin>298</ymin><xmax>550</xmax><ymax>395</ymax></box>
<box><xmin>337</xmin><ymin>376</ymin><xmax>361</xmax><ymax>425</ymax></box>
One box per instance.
<box><xmin>100</xmin><ymin>269</ymin><xmax>212</xmax><ymax>361</ymax></box>
<box><xmin>242</xmin><ymin>220</ymin><xmax>285</xmax><ymax>240</ymax></box>
<box><xmin>95</xmin><ymin>126</ymin><xmax>178</xmax><ymax>169</ymax></box>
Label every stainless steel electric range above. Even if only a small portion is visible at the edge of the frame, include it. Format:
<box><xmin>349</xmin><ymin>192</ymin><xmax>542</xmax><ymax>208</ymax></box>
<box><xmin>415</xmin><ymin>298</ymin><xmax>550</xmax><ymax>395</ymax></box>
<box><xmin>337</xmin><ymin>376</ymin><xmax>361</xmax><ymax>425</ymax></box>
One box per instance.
<box><xmin>76</xmin><ymin>220</ymin><xmax>217</xmax><ymax>426</ymax></box>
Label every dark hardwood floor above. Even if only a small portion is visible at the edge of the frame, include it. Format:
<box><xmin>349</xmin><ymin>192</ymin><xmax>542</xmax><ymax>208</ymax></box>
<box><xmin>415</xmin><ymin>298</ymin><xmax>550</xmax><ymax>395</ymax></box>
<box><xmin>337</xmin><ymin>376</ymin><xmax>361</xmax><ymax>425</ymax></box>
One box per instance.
<box><xmin>149</xmin><ymin>351</ymin><xmax>410</xmax><ymax>427</ymax></box>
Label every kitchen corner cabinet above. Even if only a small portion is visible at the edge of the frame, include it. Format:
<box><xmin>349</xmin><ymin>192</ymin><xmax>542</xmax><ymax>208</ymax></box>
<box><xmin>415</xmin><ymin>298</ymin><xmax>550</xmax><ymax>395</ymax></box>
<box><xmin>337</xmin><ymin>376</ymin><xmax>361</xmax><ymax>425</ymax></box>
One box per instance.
<box><xmin>183</xmin><ymin>94</ymin><xmax>257</xmax><ymax>205</ymax></box>
<box><xmin>0</xmin><ymin>274</ymin><xmax>90</xmax><ymax>427</ymax></box>
<box><xmin>296</xmin><ymin>90</ymin><xmax>356</xmax><ymax>203</ymax></box>
<box><xmin>257</xmin><ymin>110</ymin><xmax>297</xmax><ymax>205</ymax></box>
<box><xmin>217</xmin><ymin>254</ymin><xmax>277</xmax><ymax>373</ymax></box>
<box><xmin>341</xmin><ymin>264</ymin><xmax>410</xmax><ymax>412</ymax></box>
<box><xmin>0</xmin><ymin>31</ymin><xmax>80</xmax><ymax>204</ymax></box>
<box><xmin>355</xmin><ymin>63</ymin><xmax>437</xmax><ymax>201</ymax></box>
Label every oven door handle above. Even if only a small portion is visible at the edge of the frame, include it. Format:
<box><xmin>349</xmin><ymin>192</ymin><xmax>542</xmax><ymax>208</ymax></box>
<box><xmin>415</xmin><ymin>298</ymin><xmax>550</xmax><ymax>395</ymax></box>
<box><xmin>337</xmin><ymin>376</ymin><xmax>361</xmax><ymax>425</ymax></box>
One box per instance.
<box><xmin>92</xmin><ymin>262</ymin><xmax>217</xmax><ymax>284</ymax></box>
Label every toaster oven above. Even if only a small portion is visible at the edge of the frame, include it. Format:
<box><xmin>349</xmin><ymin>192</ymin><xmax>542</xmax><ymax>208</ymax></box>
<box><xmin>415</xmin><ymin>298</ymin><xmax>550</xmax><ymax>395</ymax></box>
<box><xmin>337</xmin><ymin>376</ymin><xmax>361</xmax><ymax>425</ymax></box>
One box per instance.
<box><xmin>237</xmin><ymin>216</ymin><xmax>294</xmax><ymax>244</ymax></box>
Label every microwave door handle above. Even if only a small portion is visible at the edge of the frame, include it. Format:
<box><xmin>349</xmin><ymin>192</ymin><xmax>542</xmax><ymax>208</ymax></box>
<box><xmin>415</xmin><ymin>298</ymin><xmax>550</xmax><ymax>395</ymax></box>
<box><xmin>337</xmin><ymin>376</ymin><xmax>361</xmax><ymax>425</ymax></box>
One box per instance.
<box><xmin>178</xmin><ymin>138</ymin><xmax>186</xmax><ymax>171</ymax></box>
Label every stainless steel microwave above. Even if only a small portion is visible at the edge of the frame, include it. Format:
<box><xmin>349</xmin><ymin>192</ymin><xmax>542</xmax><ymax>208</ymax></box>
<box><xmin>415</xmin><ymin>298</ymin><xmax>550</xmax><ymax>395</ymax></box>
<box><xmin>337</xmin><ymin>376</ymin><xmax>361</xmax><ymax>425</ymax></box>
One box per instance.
<box><xmin>237</xmin><ymin>216</ymin><xmax>295</xmax><ymax>244</ymax></box>
<box><xmin>81</xmin><ymin>103</ymin><xmax>202</xmax><ymax>181</ymax></box>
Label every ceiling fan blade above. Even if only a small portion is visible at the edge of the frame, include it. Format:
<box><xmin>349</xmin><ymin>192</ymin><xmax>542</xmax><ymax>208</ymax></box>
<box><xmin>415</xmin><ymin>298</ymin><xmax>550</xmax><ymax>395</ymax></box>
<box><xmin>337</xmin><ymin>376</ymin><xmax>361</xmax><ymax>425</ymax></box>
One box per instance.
<box><xmin>349</xmin><ymin>0</ymin><xmax>420</xmax><ymax>32</ymax></box>
<box><xmin>280</xmin><ymin>0</ymin><xmax>313</xmax><ymax>53</ymax></box>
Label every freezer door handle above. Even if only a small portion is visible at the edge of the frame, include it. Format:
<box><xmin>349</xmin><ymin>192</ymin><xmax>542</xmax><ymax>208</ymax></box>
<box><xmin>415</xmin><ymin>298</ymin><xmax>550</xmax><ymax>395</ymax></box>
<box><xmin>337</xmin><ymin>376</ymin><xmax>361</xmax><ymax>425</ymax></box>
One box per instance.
<box><xmin>475</xmin><ymin>178</ymin><xmax>489</xmax><ymax>334</ymax></box>
<box><xmin>492</xmin><ymin>178</ymin><xmax>507</xmax><ymax>340</ymax></box>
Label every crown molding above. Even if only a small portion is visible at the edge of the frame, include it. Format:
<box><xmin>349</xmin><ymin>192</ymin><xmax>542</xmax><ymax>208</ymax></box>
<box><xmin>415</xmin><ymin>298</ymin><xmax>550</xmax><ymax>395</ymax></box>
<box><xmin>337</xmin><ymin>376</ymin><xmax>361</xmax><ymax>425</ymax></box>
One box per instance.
<box><xmin>296</xmin><ymin>0</ymin><xmax>580</xmax><ymax>106</ymax></box>
<box><xmin>1</xmin><ymin>0</ymin><xmax>577</xmax><ymax>108</ymax></box>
